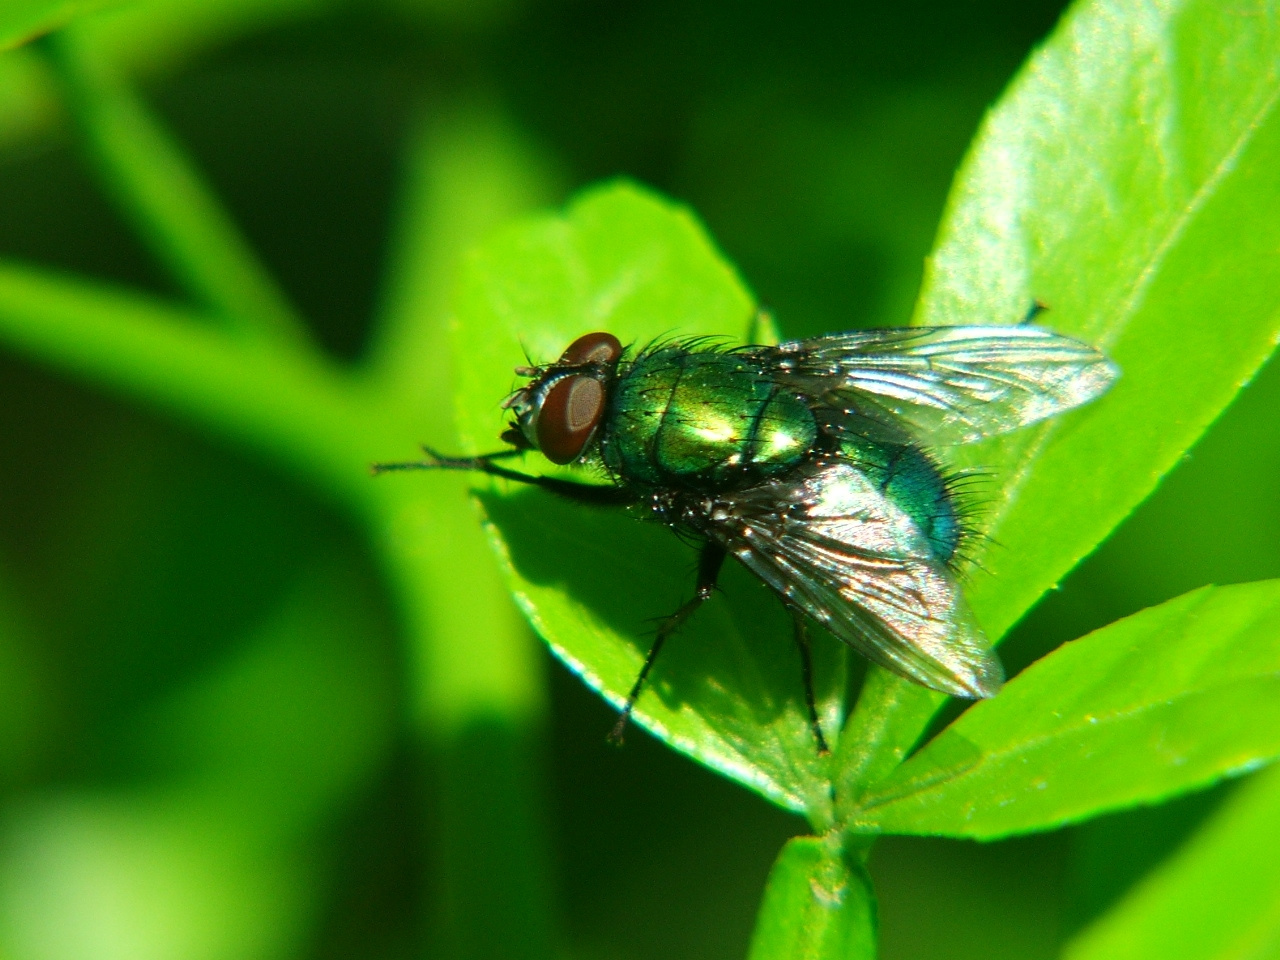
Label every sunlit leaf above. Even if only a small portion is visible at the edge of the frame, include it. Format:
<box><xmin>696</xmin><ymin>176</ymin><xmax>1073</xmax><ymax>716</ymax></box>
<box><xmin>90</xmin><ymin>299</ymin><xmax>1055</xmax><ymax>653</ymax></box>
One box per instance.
<box><xmin>452</xmin><ymin>181</ymin><xmax>846</xmax><ymax>815</ymax></box>
<box><xmin>850</xmin><ymin>581</ymin><xmax>1280</xmax><ymax>839</ymax></box>
<box><xmin>840</xmin><ymin>0</ymin><xmax>1280</xmax><ymax>800</ymax></box>
<box><xmin>922</xmin><ymin>0</ymin><xmax>1280</xmax><ymax>641</ymax></box>
<box><xmin>1064</xmin><ymin>764</ymin><xmax>1280</xmax><ymax>960</ymax></box>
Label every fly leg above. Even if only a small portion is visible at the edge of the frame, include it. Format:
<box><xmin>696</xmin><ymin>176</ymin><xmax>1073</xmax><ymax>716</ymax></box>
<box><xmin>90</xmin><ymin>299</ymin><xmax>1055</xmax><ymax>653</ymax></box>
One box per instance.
<box><xmin>371</xmin><ymin>446</ymin><xmax>523</xmax><ymax>472</ymax></box>
<box><xmin>607</xmin><ymin>541</ymin><xmax>727</xmax><ymax>745</ymax></box>
<box><xmin>372</xmin><ymin>446</ymin><xmax>635</xmax><ymax>506</ymax></box>
<box><xmin>789</xmin><ymin>607</ymin><xmax>830</xmax><ymax>754</ymax></box>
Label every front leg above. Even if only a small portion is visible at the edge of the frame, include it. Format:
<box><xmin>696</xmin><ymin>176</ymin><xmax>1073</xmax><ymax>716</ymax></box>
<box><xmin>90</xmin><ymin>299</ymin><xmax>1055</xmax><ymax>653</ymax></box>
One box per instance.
<box><xmin>372</xmin><ymin>446</ymin><xmax>635</xmax><ymax>507</ymax></box>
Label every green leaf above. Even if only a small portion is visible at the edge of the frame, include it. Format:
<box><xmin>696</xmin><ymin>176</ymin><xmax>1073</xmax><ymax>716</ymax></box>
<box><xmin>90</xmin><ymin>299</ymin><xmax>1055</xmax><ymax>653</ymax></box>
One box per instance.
<box><xmin>930</xmin><ymin>0</ymin><xmax>1280</xmax><ymax>646</ymax></box>
<box><xmin>849</xmin><ymin>581</ymin><xmax>1280</xmax><ymax>839</ymax></box>
<box><xmin>0</xmin><ymin>560</ymin><xmax>389</xmax><ymax>960</ymax></box>
<box><xmin>1064</xmin><ymin>764</ymin><xmax>1280</xmax><ymax>960</ymax></box>
<box><xmin>452</xmin><ymin>181</ymin><xmax>846</xmax><ymax>817</ymax></box>
<box><xmin>0</xmin><ymin>1</ymin><xmax>117</xmax><ymax>50</ymax></box>
<box><xmin>747</xmin><ymin>837</ymin><xmax>876</xmax><ymax>960</ymax></box>
<box><xmin>840</xmin><ymin>0</ymin><xmax>1280</xmax><ymax>801</ymax></box>
<box><xmin>368</xmin><ymin>102</ymin><xmax>554</xmax><ymax>733</ymax></box>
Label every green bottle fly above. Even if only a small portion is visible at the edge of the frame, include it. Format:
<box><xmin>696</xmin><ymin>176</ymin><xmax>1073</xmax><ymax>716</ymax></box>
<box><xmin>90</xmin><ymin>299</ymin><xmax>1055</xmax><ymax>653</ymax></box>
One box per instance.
<box><xmin>375</xmin><ymin>324</ymin><xmax>1118</xmax><ymax>750</ymax></box>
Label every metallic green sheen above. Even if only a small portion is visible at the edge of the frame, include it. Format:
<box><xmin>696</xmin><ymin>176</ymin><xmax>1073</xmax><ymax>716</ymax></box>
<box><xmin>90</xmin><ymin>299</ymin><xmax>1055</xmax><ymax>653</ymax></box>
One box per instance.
<box><xmin>601</xmin><ymin>347</ymin><xmax>817</xmax><ymax>491</ymax></box>
<box><xmin>837</xmin><ymin>434</ymin><xmax>960</xmax><ymax>562</ymax></box>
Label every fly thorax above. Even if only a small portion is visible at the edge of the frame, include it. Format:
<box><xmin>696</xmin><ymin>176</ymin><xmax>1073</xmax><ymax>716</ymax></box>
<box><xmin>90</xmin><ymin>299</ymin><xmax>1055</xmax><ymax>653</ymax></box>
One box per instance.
<box><xmin>602</xmin><ymin>349</ymin><xmax>817</xmax><ymax>491</ymax></box>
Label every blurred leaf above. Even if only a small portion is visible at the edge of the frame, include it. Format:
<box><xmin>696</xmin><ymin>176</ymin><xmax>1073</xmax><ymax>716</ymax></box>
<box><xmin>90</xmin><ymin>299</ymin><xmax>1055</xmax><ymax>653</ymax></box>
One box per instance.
<box><xmin>0</xmin><ymin>0</ymin><xmax>338</xmax><ymax>146</ymax></box>
<box><xmin>453</xmin><ymin>181</ymin><xmax>846</xmax><ymax>816</ymax></box>
<box><xmin>0</xmin><ymin>261</ymin><xmax>381</xmax><ymax>501</ymax></box>
<box><xmin>75</xmin><ymin>0</ymin><xmax>333</xmax><ymax>74</ymax></box>
<box><xmin>688</xmin><ymin>78</ymin><xmax>1005</xmax><ymax>338</ymax></box>
<box><xmin>0</xmin><ymin>558</ymin><xmax>390</xmax><ymax>960</ymax></box>
<box><xmin>375</xmin><ymin>0</ymin><xmax>525</xmax><ymax>31</ymax></box>
<box><xmin>1065</xmin><ymin>787</ymin><xmax>1223</xmax><ymax>935</ymax></box>
<box><xmin>0</xmin><ymin>1</ymin><xmax>118</xmax><ymax>51</ymax></box>
<box><xmin>1064</xmin><ymin>764</ymin><xmax>1280</xmax><ymax>960</ymax></box>
<box><xmin>0</xmin><ymin>565</ymin><xmax>46</xmax><ymax>783</ymax></box>
<box><xmin>431</xmin><ymin>721</ymin><xmax>554</xmax><ymax>960</ymax></box>
<box><xmin>368</xmin><ymin>105</ymin><xmax>557</xmax><ymax>960</ymax></box>
<box><xmin>0</xmin><ymin>49</ymin><xmax>59</xmax><ymax>150</ymax></box>
<box><xmin>130</xmin><ymin>560</ymin><xmax>393</xmax><ymax>837</ymax></box>
<box><xmin>369</xmin><ymin>101</ymin><xmax>560</xmax><ymax>414</ymax></box>
<box><xmin>0</xmin><ymin>794</ymin><xmax>315</xmax><ymax>960</ymax></box>
<box><xmin>747</xmin><ymin>836</ymin><xmax>875</xmax><ymax>960</ymax></box>
<box><xmin>842</xmin><ymin>0</ymin><xmax>1280</xmax><ymax>798</ymax></box>
<box><xmin>851</xmin><ymin>581</ymin><xmax>1280</xmax><ymax>839</ymax></box>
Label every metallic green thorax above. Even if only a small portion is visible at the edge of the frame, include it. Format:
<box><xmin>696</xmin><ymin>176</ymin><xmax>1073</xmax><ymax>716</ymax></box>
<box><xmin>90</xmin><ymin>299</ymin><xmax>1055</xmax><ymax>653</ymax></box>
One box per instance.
<box><xmin>600</xmin><ymin>346</ymin><xmax>817</xmax><ymax>492</ymax></box>
<box><xmin>598</xmin><ymin>344</ymin><xmax>960</xmax><ymax>563</ymax></box>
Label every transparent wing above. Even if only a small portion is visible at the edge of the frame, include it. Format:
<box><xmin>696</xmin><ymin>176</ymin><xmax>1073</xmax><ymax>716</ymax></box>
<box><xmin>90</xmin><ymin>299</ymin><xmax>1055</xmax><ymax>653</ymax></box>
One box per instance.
<box><xmin>709</xmin><ymin>457</ymin><xmax>1003</xmax><ymax>699</ymax></box>
<box><xmin>761</xmin><ymin>325</ymin><xmax>1118</xmax><ymax>444</ymax></box>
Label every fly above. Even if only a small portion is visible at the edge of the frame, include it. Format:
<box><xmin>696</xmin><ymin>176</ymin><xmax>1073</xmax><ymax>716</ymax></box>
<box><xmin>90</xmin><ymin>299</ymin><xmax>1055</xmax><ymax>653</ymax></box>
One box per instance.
<box><xmin>374</xmin><ymin>323</ymin><xmax>1117</xmax><ymax>752</ymax></box>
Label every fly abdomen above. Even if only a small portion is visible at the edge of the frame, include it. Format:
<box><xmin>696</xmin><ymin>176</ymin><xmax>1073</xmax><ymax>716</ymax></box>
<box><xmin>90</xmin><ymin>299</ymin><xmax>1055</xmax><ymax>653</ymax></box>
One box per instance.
<box><xmin>603</xmin><ymin>347</ymin><xmax>816</xmax><ymax>491</ymax></box>
<box><xmin>838</xmin><ymin>434</ymin><xmax>961</xmax><ymax>563</ymax></box>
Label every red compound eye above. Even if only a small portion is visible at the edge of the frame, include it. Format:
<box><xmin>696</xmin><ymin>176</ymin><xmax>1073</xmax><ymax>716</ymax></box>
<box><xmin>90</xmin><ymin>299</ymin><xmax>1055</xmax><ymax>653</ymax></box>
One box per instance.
<box><xmin>559</xmin><ymin>331</ymin><xmax>622</xmax><ymax>366</ymax></box>
<box><xmin>536</xmin><ymin>375</ymin><xmax>606</xmax><ymax>464</ymax></box>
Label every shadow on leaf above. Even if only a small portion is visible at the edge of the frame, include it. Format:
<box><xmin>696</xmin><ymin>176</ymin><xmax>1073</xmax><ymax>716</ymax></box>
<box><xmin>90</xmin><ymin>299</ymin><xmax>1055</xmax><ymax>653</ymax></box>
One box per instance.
<box><xmin>478</xmin><ymin>486</ymin><xmax>847</xmax><ymax>808</ymax></box>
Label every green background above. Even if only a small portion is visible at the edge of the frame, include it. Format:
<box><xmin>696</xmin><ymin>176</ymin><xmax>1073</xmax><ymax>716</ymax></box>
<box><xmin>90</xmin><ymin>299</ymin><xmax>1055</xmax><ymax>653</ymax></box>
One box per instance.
<box><xmin>1</xmin><ymin>1</ymin><xmax>1278</xmax><ymax>959</ymax></box>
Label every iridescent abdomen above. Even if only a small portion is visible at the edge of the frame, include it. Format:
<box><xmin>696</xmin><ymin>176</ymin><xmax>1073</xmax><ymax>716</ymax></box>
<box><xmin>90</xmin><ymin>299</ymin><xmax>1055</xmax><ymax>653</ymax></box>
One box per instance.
<box><xmin>601</xmin><ymin>347</ymin><xmax>817</xmax><ymax>491</ymax></box>
<box><xmin>837</xmin><ymin>433</ymin><xmax>961</xmax><ymax>562</ymax></box>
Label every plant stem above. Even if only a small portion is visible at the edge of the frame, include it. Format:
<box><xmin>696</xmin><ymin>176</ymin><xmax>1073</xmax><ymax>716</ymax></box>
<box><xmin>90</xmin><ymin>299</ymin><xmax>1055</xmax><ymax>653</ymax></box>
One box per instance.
<box><xmin>39</xmin><ymin>28</ymin><xmax>312</xmax><ymax>353</ymax></box>
<box><xmin>834</xmin><ymin>668</ymin><xmax>944</xmax><ymax>821</ymax></box>
<box><xmin>368</xmin><ymin>102</ymin><xmax>558</xmax><ymax>960</ymax></box>
<box><xmin>748</xmin><ymin>835</ymin><xmax>877</xmax><ymax>960</ymax></box>
<box><xmin>364</xmin><ymin>99</ymin><xmax>559</xmax><ymax>403</ymax></box>
<box><xmin>0</xmin><ymin>262</ymin><xmax>375</xmax><ymax>501</ymax></box>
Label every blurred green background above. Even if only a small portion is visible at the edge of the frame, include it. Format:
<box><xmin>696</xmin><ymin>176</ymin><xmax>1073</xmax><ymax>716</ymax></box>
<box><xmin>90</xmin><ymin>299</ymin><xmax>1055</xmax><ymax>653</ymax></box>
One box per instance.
<box><xmin>1</xmin><ymin>1</ymin><xmax>1277</xmax><ymax>959</ymax></box>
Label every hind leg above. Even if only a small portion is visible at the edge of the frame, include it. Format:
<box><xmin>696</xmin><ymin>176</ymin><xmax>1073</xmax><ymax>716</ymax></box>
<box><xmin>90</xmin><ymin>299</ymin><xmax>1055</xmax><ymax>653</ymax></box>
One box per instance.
<box><xmin>788</xmin><ymin>606</ymin><xmax>830</xmax><ymax>754</ymax></box>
